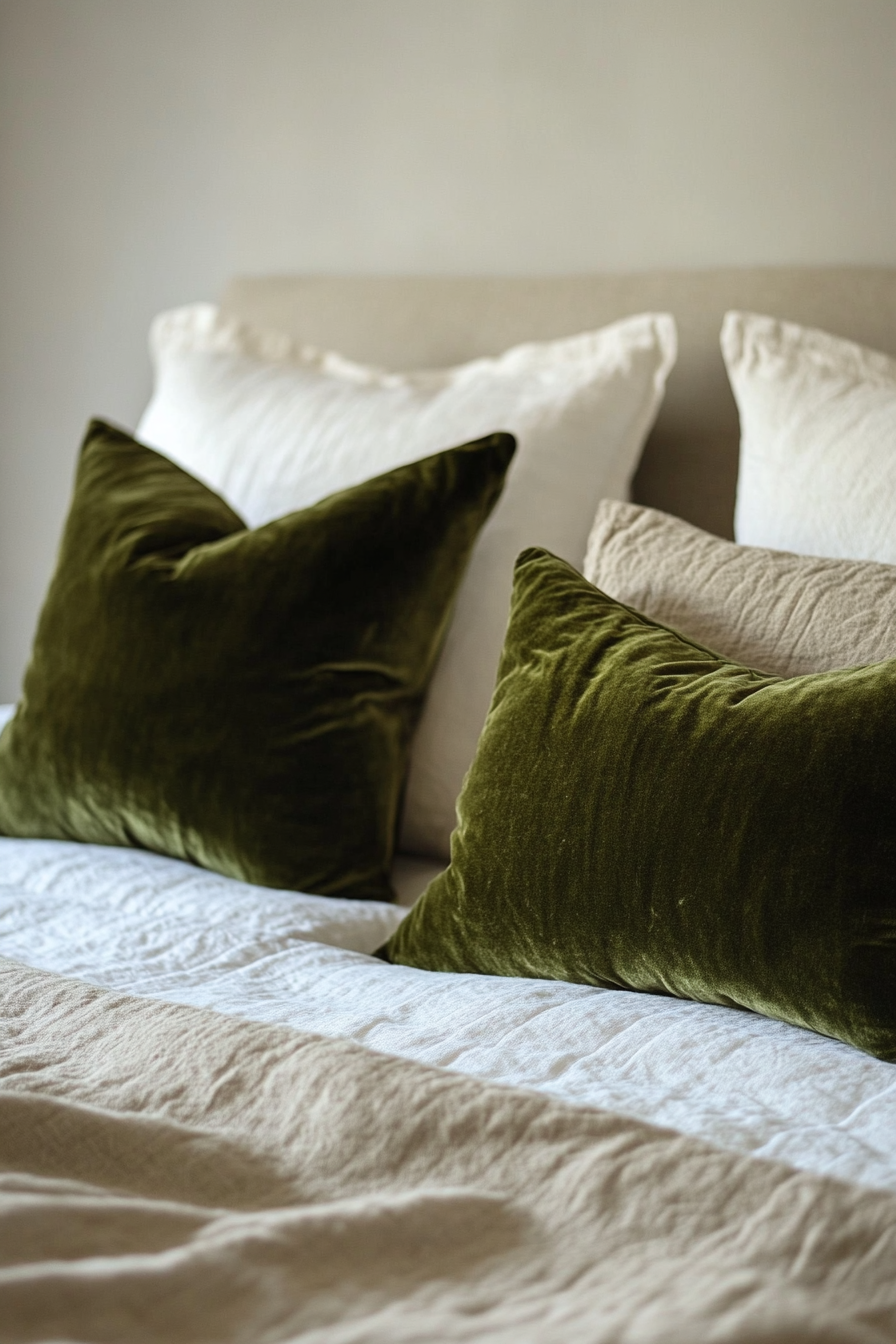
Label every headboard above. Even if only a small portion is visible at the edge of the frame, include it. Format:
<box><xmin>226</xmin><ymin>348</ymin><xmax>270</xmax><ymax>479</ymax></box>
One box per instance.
<box><xmin>222</xmin><ymin>268</ymin><xmax>896</xmax><ymax>540</ymax></box>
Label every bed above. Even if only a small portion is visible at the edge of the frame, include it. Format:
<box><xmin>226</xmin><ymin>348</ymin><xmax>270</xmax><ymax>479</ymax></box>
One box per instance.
<box><xmin>2</xmin><ymin>267</ymin><xmax>896</xmax><ymax>1342</ymax></box>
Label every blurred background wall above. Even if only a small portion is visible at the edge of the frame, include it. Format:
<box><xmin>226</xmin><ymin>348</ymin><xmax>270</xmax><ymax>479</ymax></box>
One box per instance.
<box><xmin>2</xmin><ymin>0</ymin><xmax>896</xmax><ymax>700</ymax></box>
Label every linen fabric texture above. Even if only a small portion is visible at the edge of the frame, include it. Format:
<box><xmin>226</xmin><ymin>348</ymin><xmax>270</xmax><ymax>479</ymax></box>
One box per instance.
<box><xmin>383</xmin><ymin>549</ymin><xmax>896</xmax><ymax>1060</ymax></box>
<box><xmin>7</xmin><ymin>958</ymin><xmax>896</xmax><ymax>1344</ymax></box>
<box><xmin>0</xmin><ymin>421</ymin><xmax>514</xmax><ymax>900</ymax></box>
<box><xmin>137</xmin><ymin>303</ymin><xmax>676</xmax><ymax>858</ymax></box>
<box><xmin>586</xmin><ymin>499</ymin><xmax>896</xmax><ymax>676</ymax></box>
<box><xmin>725</xmin><ymin>311</ymin><xmax>896</xmax><ymax>564</ymax></box>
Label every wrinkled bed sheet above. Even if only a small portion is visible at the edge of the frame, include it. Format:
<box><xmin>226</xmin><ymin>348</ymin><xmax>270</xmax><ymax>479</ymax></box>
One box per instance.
<box><xmin>7</xmin><ymin>957</ymin><xmax>896</xmax><ymax>1344</ymax></box>
<box><xmin>2</xmin><ymin>831</ymin><xmax>895</xmax><ymax>1196</ymax></box>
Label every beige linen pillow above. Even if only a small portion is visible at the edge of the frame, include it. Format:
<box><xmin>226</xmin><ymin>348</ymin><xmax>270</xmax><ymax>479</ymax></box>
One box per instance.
<box><xmin>585</xmin><ymin>500</ymin><xmax>896</xmax><ymax>676</ymax></box>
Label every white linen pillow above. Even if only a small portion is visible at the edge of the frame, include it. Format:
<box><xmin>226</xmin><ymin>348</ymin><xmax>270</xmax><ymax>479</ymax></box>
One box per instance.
<box><xmin>585</xmin><ymin>499</ymin><xmax>896</xmax><ymax>676</ymax></box>
<box><xmin>137</xmin><ymin>304</ymin><xmax>676</xmax><ymax>859</ymax></box>
<box><xmin>724</xmin><ymin>311</ymin><xmax>896</xmax><ymax>564</ymax></box>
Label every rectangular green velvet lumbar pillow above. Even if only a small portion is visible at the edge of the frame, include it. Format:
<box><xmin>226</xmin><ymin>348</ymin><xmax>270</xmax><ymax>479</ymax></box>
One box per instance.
<box><xmin>381</xmin><ymin>548</ymin><xmax>896</xmax><ymax>1059</ymax></box>
<box><xmin>0</xmin><ymin>420</ymin><xmax>514</xmax><ymax>900</ymax></box>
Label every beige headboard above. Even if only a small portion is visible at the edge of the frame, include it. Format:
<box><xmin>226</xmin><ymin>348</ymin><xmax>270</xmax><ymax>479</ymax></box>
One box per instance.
<box><xmin>222</xmin><ymin>268</ymin><xmax>896</xmax><ymax>540</ymax></box>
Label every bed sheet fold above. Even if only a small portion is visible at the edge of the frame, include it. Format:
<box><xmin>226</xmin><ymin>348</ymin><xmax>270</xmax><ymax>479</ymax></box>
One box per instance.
<box><xmin>4</xmin><ymin>835</ymin><xmax>896</xmax><ymax>1197</ymax></box>
<box><xmin>2</xmin><ymin>955</ymin><xmax>896</xmax><ymax>1343</ymax></box>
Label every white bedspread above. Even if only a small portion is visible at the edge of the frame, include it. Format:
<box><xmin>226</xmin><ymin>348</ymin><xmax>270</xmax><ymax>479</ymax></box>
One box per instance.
<box><xmin>2</xmin><ymin>828</ymin><xmax>895</xmax><ymax>1196</ymax></box>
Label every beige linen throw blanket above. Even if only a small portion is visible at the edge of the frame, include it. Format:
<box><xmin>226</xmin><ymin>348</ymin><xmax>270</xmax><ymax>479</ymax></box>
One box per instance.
<box><xmin>1</xmin><ymin>956</ymin><xmax>895</xmax><ymax>1343</ymax></box>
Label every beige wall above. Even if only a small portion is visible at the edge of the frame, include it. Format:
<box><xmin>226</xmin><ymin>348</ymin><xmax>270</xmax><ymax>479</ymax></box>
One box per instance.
<box><xmin>1</xmin><ymin>0</ymin><xmax>895</xmax><ymax>700</ymax></box>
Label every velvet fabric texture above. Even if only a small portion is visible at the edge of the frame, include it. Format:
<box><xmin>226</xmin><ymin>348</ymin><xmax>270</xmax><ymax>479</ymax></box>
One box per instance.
<box><xmin>0</xmin><ymin>421</ymin><xmax>514</xmax><ymax>899</ymax></box>
<box><xmin>383</xmin><ymin>549</ymin><xmax>896</xmax><ymax>1059</ymax></box>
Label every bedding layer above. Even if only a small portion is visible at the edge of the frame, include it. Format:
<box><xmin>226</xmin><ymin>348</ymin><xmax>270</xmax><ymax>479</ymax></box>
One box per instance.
<box><xmin>2</xmin><ymin>836</ymin><xmax>896</xmax><ymax>1194</ymax></box>
<box><xmin>3</xmin><ymin>955</ymin><xmax>896</xmax><ymax>1342</ymax></box>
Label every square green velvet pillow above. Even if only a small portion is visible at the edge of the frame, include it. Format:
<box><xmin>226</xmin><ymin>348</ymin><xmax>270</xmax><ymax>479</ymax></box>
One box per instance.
<box><xmin>0</xmin><ymin>420</ymin><xmax>514</xmax><ymax>899</ymax></box>
<box><xmin>382</xmin><ymin>548</ymin><xmax>896</xmax><ymax>1058</ymax></box>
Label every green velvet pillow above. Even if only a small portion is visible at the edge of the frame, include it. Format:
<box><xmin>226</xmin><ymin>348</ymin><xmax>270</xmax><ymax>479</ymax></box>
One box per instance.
<box><xmin>382</xmin><ymin>548</ymin><xmax>896</xmax><ymax>1059</ymax></box>
<box><xmin>0</xmin><ymin>420</ymin><xmax>514</xmax><ymax>899</ymax></box>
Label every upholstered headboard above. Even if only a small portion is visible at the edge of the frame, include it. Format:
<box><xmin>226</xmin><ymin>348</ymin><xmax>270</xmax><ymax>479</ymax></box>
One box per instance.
<box><xmin>222</xmin><ymin>268</ymin><xmax>896</xmax><ymax>540</ymax></box>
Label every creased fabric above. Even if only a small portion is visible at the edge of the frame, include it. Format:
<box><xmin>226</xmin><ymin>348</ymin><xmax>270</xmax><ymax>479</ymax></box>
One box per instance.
<box><xmin>4</xmin><ymin>834</ymin><xmax>896</xmax><ymax>1196</ymax></box>
<box><xmin>1</xmin><ymin>956</ymin><xmax>896</xmax><ymax>1343</ymax></box>
<box><xmin>585</xmin><ymin>498</ymin><xmax>896</xmax><ymax>677</ymax></box>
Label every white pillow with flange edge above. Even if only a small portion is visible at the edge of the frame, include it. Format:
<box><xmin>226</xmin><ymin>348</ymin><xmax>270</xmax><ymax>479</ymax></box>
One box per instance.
<box><xmin>724</xmin><ymin>311</ymin><xmax>896</xmax><ymax>565</ymax></box>
<box><xmin>137</xmin><ymin>303</ymin><xmax>677</xmax><ymax>861</ymax></box>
